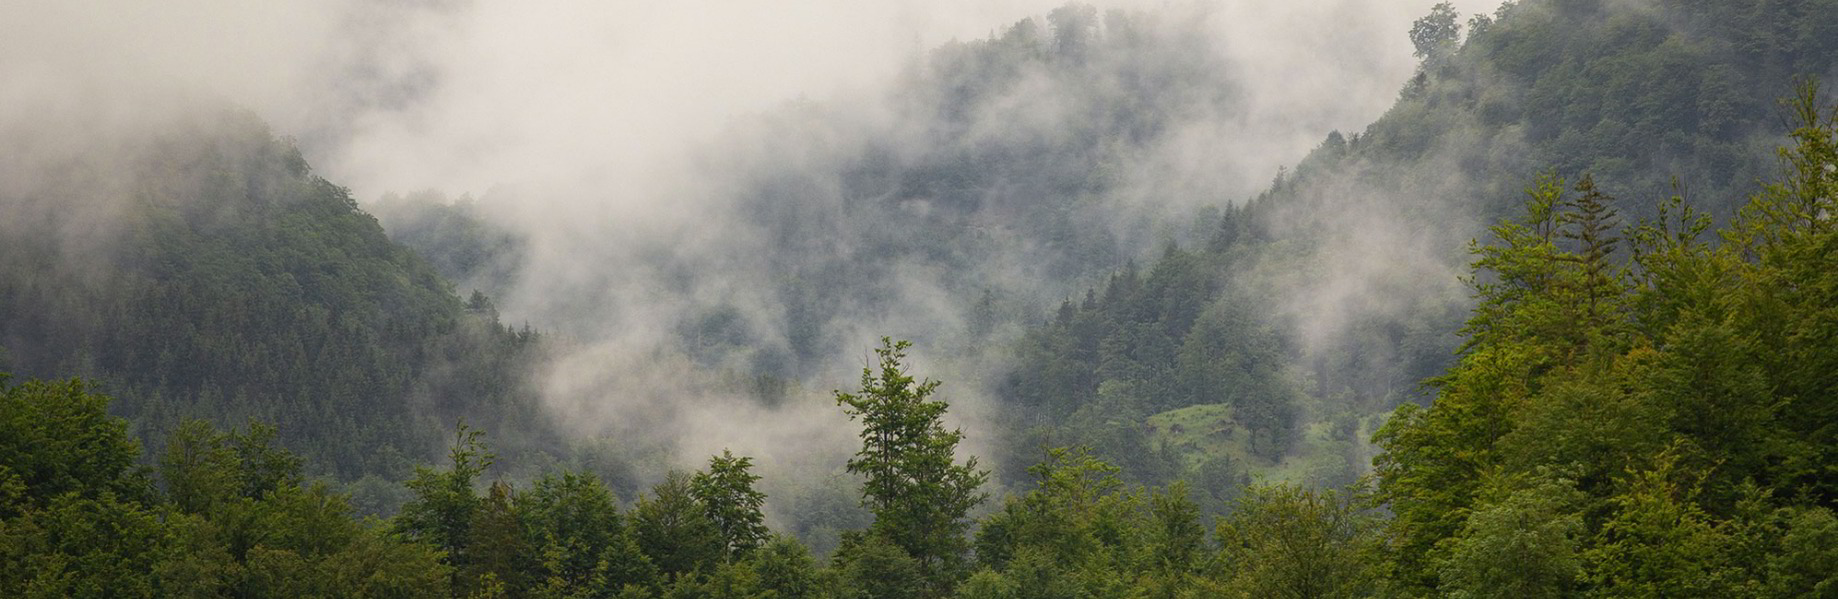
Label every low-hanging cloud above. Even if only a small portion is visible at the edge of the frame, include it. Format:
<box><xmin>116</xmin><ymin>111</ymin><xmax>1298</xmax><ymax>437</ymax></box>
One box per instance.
<box><xmin>2</xmin><ymin>0</ymin><xmax>1504</xmax><ymax>510</ymax></box>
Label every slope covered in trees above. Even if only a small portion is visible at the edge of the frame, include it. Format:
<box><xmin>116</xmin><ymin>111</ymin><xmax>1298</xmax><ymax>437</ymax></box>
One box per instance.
<box><xmin>990</xmin><ymin>0</ymin><xmax>1838</xmax><ymax>494</ymax></box>
<box><xmin>4</xmin><ymin>0</ymin><xmax>1837</xmax><ymax>596</ymax></box>
<box><xmin>368</xmin><ymin>190</ymin><xmax>526</xmax><ymax>311</ymax></box>
<box><xmin>552</xmin><ymin>4</ymin><xmax>1247</xmax><ymax>380</ymax></box>
<box><xmin>1373</xmin><ymin>84</ymin><xmax>1838</xmax><ymax>597</ymax></box>
<box><xmin>0</xmin><ymin>111</ymin><xmax>551</xmax><ymax>481</ymax></box>
<box><xmin>11</xmin><ymin>129</ymin><xmax>1836</xmax><ymax>594</ymax></box>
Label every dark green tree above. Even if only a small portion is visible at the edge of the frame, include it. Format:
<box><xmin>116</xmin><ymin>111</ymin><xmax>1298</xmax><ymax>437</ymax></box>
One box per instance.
<box><xmin>159</xmin><ymin>420</ymin><xmax>240</xmax><ymax>515</ymax></box>
<box><xmin>0</xmin><ymin>377</ymin><xmax>149</xmax><ymax>513</ymax></box>
<box><xmin>1558</xmin><ymin>175</ymin><xmax>1624</xmax><ymax>331</ymax></box>
<box><xmin>1435</xmin><ymin>474</ymin><xmax>1586</xmax><ymax>599</ymax></box>
<box><xmin>752</xmin><ymin>536</ymin><xmax>820</xmax><ymax>598</ymax></box>
<box><xmin>632</xmin><ymin>471</ymin><xmax>723</xmax><ymax>579</ymax></box>
<box><xmin>2</xmin><ymin>377</ymin><xmax>449</xmax><ymax>598</ymax></box>
<box><xmin>1142</xmin><ymin>481</ymin><xmax>1204</xmax><ymax>597</ymax></box>
<box><xmin>518</xmin><ymin>471</ymin><xmax>655</xmax><ymax>595</ymax></box>
<box><xmin>396</xmin><ymin>423</ymin><xmax>493</xmax><ymax>593</ymax></box>
<box><xmin>974</xmin><ymin>446</ymin><xmax>1126</xmax><ymax>571</ymax></box>
<box><xmin>831</xmin><ymin>532</ymin><xmax>924</xmax><ymax>599</ymax></box>
<box><xmin>0</xmin><ymin>491</ymin><xmax>170</xmax><ymax>597</ymax></box>
<box><xmin>1374</xmin><ymin>86</ymin><xmax>1838</xmax><ymax>596</ymax></box>
<box><xmin>160</xmin><ymin>420</ymin><xmax>302</xmax><ymax>516</ymax></box>
<box><xmin>465</xmin><ymin>481</ymin><xmax>530</xmax><ymax>596</ymax></box>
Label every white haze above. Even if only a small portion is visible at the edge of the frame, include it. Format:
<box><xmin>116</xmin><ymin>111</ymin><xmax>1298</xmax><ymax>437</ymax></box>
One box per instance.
<box><xmin>3</xmin><ymin>0</ymin><xmax>1501</xmax><ymax>516</ymax></box>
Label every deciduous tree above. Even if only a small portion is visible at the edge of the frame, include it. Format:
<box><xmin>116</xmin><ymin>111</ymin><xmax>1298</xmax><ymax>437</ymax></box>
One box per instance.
<box><xmin>835</xmin><ymin>338</ymin><xmax>988</xmax><ymax>594</ymax></box>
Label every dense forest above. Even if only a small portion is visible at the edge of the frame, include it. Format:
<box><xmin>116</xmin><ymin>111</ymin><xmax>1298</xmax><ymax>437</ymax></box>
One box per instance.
<box><xmin>0</xmin><ymin>111</ymin><xmax>556</xmax><ymax>490</ymax></box>
<box><xmin>3</xmin><ymin>0</ymin><xmax>1838</xmax><ymax>596</ymax></box>
<box><xmin>992</xmin><ymin>0</ymin><xmax>1838</xmax><ymax>501</ymax></box>
<box><xmin>6</xmin><ymin>117</ymin><xmax>1837</xmax><ymax>592</ymax></box>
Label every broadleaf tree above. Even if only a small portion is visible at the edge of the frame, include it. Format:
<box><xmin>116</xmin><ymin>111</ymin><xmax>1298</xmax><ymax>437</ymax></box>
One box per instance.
<box><xmin>835</xmin><ymin>338</ymin><xmax>988</xmax><ymax>594</ymax></box>
<box><xmin>691</xmin><ymin>450</ymin><xmax>770</xmax><ymax>560</ymax></box>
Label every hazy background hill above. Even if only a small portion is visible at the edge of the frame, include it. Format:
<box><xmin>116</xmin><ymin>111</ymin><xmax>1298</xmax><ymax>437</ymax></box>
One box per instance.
<box><xmin>0</xmin><ymin>110</ymin><xmax>552</xmax><ymax>492</ymax></box>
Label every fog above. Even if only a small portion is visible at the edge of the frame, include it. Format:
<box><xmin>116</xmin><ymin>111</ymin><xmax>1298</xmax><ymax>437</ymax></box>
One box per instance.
<box><xmin>3</xmin><ymin>0</ymin><xmax>1502</xmax><ymax>524</ymax></box>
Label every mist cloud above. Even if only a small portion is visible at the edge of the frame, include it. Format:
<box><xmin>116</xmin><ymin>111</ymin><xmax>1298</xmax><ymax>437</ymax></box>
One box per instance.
<box><xmin>3</xmin><ymin>0</ymin><xmax>1503</xmax><ymax>508</ymax></box>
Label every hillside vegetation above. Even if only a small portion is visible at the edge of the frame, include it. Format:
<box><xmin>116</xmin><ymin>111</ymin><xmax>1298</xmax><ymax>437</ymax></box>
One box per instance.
<box><xmin>0</xmin><ymin>112</ymin><xmax>552</xmax><ymax>481</ymax></box>
<box><xmin>991</xmin><ymin>0</ymin><xmax>1838</xmax><ymax>499</ymax></box>
<box><xmin>2</xmin><ymin>0</ymin><xmax>1836</xmax><ymax>596</ymax></box>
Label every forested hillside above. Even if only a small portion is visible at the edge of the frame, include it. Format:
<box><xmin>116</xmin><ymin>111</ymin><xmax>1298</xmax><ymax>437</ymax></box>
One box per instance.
<box><xmin>369</xmin><ymin>191</ymin><xmax>526</xmax><ymax>309</ymax></box>
<box><xmin>6</xmin><ymin>109</ymin><xmax>1836</xmax><ymax>594</ymax></box>
<box><xmin>0</xmin><ymin>111</ymin><xmax>553</xmax><ymax>482</ymax></box>
<box><xmin>556</xmin><ymin>3</ymin><xmax>1249</xmax><ymax>380</ymax></box>
<box><xmin>991</xmin><ymin>0</ymin><xmax>1838</xmax><ymax>497</ymax></box>
<box><xmin>3</xmin><ymin>0</ymin><xmax>1837</xmax><ymax>596</ymax></box>
<box><xmin>1373</xmin><ymin>93</ymin><xmax>1838</xmax><ymax>594</ymax></box>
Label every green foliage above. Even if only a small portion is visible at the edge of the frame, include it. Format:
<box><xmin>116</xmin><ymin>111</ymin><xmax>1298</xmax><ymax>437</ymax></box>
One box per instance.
<box><xmin>632</xmin><ymin>472</ymin><xmax>725</xmax><ymax>579</ymax></box>
<box><xmin>974</xmin><ymin>447</ymin><xmax>1130</xmax><ymax>573</ymax></box>
<box><xmin>1210</xmin><ymin>484</ymin><xmax>1377</xmax><ymax>599</ymax></box>
<box><xmin>753</xmin><ymin>536</ymin><xmax>821</xmax><ymax>598</ymax></box>
<box><xmin>836</xmin><ymin>338</ymin><xmax>988</xmax><ymax>590</ymax></box>
<box><xmin>1436</xmin><ymin>473</ymin><xmax>1586</xmax><ymax>599</ymax></box>
<box><xmin>397</xmin><ymin>423</ymin><xmax>495</xmax><ymax>577</ymax></box>
<box><xmin>1373</xmin><ymin>171</ymin><xmax>1641</xmax><ymax>591</ymax></box>
<box><xmin>1579</xmin><ymin>450</ymin><xmax>1751</xmax><ymax>598</ymax></box>
<box><xmin>0</xmin><ymin>380</ymin><xmax>449</xmax><ymax>598</ymax></box>
<box><xmin>0</xmin><ymin>491</ymin><xmax>169</xmax><ymax>598</ymax></box>
<box><xmin>691</xmin><ymin>450</ymin><xmax>770</xmax><ymax>560</ymax></box>
<box><xmin>830</xmin><ymin>531</ymin><xmax>925</xmax><ymax>599</ymax></box>
<box><xmin>0</xmin><ymin>112</ymin><xmax>548</xmax><ymax>482</ymax></box>
<box><xmin>967</xmin><ymin>448</ymin><xmax>1220</xmax><ymax>598</ymax></box>
<box><xmin>160</xmin><ymin>419</ymin><xmax>303</xmax><ymax>515</ymax></box>
<box><xmin>519</xmin><ymin>471</ymin><xmax>656</xmax><ymax>595</ymax></box>
<box><xmin>1000</xmin><ymin>249</ymin><xmax>1305</xmax><ymax>488</ymax></box>
<box><xmin>0</xmin><ymin>378</ymin><xmax>149</xmax><ymax>514</ymax></box>
<box><xmin>1411</xmin><ymin>3</ymin><xmax>1463</xmax><ymax>62</ymax></box>
<box><xmin>1374</xmin><ymin>84</ymin><xmax>1838</xmax><ymax>596</ymax></box>
<box><xmin>995</xmin><ymin>0</ymin><xmax>1838</xmax><ymax>517</ymax></box>
<box><xmin>465</xmin><ymin>481</ymin><xmax>530</xmax><ymax>594</ymax></box>
<box><xmin>1144</xmin><ymin>482</ymin><xmax>1205</xmax><ymax>594</ymax></box>
<box><xmin>5</xmin><ymin>2</ymin><xmax>1838</xmax><ymax>596</ymax></box>
<box><xmin>1765</xmin><ymin>506</ymin><xmax>1838</xmax><ymax>597</ymax></box>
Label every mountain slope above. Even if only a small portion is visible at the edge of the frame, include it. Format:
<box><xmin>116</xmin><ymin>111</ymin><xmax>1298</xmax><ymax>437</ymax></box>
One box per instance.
<box><xmin>989</xmin><ymin>0</ymin><xmax>1838</xmax><ymax>490</ymax></box>
<box><xmin>0</xmin><ymin>110</ymin><xmax>549</xmax><ymax>480</ymax></box>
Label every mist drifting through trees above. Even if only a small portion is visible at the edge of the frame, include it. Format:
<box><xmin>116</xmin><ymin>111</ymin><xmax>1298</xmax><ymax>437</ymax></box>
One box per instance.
<box><xmin>4</xmin><ymin>0</ymin><xmax>1838</xmax><ymax>597</ymax></box>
